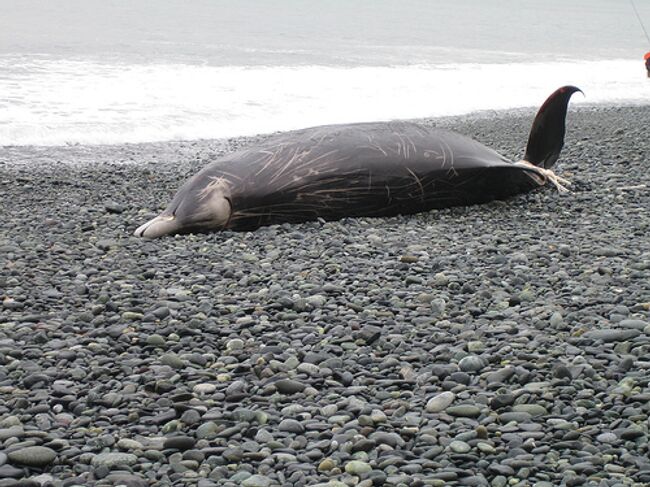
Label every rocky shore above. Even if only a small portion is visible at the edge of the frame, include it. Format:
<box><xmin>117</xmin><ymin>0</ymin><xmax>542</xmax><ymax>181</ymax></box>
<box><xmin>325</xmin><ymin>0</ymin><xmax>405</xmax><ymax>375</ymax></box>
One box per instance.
<box><xmin>1</xmin><ymin>105</ymin><xmax>649</xmax><ymax>486</ymax></box>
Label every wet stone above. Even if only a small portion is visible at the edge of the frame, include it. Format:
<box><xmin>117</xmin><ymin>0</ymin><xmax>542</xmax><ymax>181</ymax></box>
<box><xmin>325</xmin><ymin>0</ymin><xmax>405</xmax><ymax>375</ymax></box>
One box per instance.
<box><xmin>581</xmin><ymin>329</ymin><xmax>640</xmax><ymax>342</ymax></box>
<box><xmin>458</xmin><ymin>355</ymin><xmax>486</xmax><ymax>373</ymax></box>
<box><xmin>425</xmin><ymin>391</ymin><xmax>456</xmax><ymax>413</ymax></box>
<box><xmin>345</xmin><ymin>460</ymin><xmax>372</xmax><ymax>475</ymax></box>
<box><xmin>0</xmin><ymin>464</ymin><xmax>25</xmax><ymax>478</ymax></box>
<box><xmin>278</xmin><ymin>419</ymin><xmax>304</xmax><ymax>433</ymax></box>
<box><xmin>91</xmin><ymin>452</ymin><xmax>138</xmax><ymax>469</ymax></box>
<box><xmin>274</xmin><ymin>379</ymin><xmax>305</xmax><ymax>394</ymax></box>
<box><xmin>7</xmin><ymin>446</ymin><xmax>57</xmax><ymax>467</ymax></box>
<box><xmin>448</xmin><ymin>440</ymin><xmax>471</xmax><ymax>453</ymax></box>
<box><xmin>241</xmin><ymin>475</ymin><xmax>272</xmax><ymax>487</ymax></box>
<box><xmin>163</xmin><ymin>436</ymin><xmax>196</xmax><ymax>451</ymax></box>
<box><xmin>512</xmin><ymin>404</ymin><xmax>548</xmax><ymax>416</ymax></box>
<box><xmin>446</xmin><ymin>405</ymin><xmax>482</xmax><ymax>418</ymax></box>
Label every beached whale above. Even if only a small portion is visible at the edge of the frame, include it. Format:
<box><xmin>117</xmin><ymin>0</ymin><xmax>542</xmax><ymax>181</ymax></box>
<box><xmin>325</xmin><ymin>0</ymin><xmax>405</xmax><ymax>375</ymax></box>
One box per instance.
<box><xmin>135</xmin><ymin>86</ymin><xmax>581</xmax><ymax>238</ymax></box>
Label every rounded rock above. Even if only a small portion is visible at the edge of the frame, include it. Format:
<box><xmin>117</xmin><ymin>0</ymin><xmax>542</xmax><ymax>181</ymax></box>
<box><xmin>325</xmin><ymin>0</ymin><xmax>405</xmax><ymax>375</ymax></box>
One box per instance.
<box><xmin>448</xmin><ymin>440</ymin><xmax>471</xmax><ymax>453</ymax></box>
<box><xmin>91</xmin><ymin>452</ymin><xmax>138</xmax><ymax>469</ymax></box>
<box><xmin>241</xmin><ymin>474</ymin><xmax>272</xmax><ymax>487</ymax></box>
<box><xmin>425</xmin><ymin>391</ymin><xmax>456</xmax><ymax>413</ymax></box>
<box><xmin>163</xmin><ymin>436</ymin><xmax>196</xmax><ymax>451</ymax></box>
<box><xmin>7</xmin><ymin>446</ymin><xmax>57</xmax><ymax>467</ymax></box>
<box><xmin>446</xmin><ymin>405</ymin><xmax>482</xmax><ymax>418</ymax></box>
<box><xmin>345</xmin><ymin>460</ymin><xmax>372</xmax><ymax>475</ymax></box>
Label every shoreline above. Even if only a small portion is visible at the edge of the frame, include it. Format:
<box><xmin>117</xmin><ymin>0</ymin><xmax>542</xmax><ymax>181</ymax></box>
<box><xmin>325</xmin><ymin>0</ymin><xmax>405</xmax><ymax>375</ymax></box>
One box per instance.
<box><xmin>1</xmin><ymin>104</ymin><xmax>649</xmax><ymax>486</ymax></box>
<box><xmin>2</xmin><ymin>102</ymin><xmax>650</xmax><ymax>160</ymax></box>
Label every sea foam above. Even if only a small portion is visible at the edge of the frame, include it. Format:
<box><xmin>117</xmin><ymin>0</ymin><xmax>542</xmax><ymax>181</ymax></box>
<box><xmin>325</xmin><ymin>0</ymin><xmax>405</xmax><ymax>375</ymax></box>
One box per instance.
<box><xmin>1</xmin><ymin>57</ymin><xmax>648</xmax><ymax>146</ymax></box>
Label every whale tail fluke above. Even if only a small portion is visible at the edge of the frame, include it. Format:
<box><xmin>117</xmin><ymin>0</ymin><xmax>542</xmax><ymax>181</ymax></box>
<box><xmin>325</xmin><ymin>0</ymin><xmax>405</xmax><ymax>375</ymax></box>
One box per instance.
<box><xmin>523</xmin><ymin>86</ymin><xmax>582</xmax><ymax>169</ymax></box>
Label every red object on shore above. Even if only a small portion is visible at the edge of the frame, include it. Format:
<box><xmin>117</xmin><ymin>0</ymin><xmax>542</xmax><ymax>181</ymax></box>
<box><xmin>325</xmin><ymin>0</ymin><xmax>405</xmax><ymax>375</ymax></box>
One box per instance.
<box><xmin>645</xmin><ymin>51</ymin><xmax>650</xmax><ymax>60</ymax></box>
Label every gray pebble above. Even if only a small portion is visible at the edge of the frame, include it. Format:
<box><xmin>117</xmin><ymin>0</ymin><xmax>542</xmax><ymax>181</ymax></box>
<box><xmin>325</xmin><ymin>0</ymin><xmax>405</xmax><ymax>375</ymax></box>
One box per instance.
<box><xmin>91</xmin><ymin>452</ymin><xmax>138</xmax><ymax>469</ymax></box>
<box><xmin>425</xmin><ymin>391</ymin><xmax>456</xmax><ymax>413</ymax></box>
<box><xmin>7</xmin><ymin>446</ymin><xmax>57</xmax><ymax>467</ymax></box>
<box><xmin>278</xmin><ymin>419</ymin><xmax>305</xmax><ymax>433</ymax></box>
<box><xmin>274</xmin><ymin>379</ymin><xmax>305</xmax><ymax>394</ymax></box>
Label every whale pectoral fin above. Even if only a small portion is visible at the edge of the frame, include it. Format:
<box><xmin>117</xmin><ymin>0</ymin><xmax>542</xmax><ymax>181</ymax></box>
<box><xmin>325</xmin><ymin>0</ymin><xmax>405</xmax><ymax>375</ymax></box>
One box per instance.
<box><xmin>524</xmin><ymin>86</ymin><xmax>583</xmax><ymax>169</ymax></box>
<box><xmin>515</xmin><ymin>161</ymin><xmax>572</xmax><ymax>193</ymax></box>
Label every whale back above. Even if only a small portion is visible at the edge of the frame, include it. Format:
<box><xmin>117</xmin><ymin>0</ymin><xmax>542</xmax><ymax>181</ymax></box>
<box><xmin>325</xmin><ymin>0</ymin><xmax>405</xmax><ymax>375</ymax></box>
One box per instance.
<box><xmin>194</xmin><ymin>122</ymin><xmax>540</xmax><ymax>229</ymax></box>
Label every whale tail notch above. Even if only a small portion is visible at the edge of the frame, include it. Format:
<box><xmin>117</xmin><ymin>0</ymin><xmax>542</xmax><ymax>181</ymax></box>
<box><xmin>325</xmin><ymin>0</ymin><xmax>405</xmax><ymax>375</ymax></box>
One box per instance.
<box><xmin>523</xmin><ymin>86</ymin><xmax>582</xmax><ymax>169</ymax></box>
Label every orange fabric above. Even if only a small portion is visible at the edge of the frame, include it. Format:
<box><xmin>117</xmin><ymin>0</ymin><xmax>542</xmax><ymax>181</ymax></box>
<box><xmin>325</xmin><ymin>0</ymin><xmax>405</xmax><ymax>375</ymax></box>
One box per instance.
<box><xmin>645</xmin><ymin>51</ymin><xmax>650</xmax><ymax>60</ymax></box>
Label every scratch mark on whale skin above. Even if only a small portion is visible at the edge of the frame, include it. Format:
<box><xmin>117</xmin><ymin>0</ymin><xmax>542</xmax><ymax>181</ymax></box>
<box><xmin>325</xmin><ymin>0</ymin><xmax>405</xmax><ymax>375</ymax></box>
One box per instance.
<box><xmin>170</xmin><ymin>120</ymin><xmax>555</xmax><ymax>233</ymax></box>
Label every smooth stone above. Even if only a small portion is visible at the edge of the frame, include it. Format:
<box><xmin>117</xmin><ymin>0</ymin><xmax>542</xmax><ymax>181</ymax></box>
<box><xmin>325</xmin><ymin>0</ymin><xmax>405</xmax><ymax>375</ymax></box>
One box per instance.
<box><xmin>448</xmin><ymin>440</ymin><xmax>471</xmax><ymax>453</ymax></box>
<box><xmin>104</xmin><ymin>474</ymin><xmax>148</xmax><ymax>487</ymax></box>
<box><xmin>477</xmin><ymin>442</ymin><xmax>496</xmax><ymax>454</ymax></box>
<box><xmin>0</xmin><ymin>418</ymin><xmax>21</xmax><ymax>428</ymax></box>
<box><xmin>619</xmin><ymin>426</ymin><xmax>645</xmax><ymax>440</ymax></box>
<box><xmin>22</xmin><ymin>374</ymin><xmax>52</xmax><ymax>388</ymax></box>
<box><xmin>318</xmin><ymin>458</ymin><xmax>336</xmax><ymax>471</ymax></box>
<box><xmin>196</xmin><ymin>422</ymin><xmax>219</xmax><ymax>440</ymax></box>
<box><xmin>297</xmin><ymin>362</ymin><xmax>321</xmax><ymax>376</ymax></box>
<box><xmin>369</xmin><ymin>432</ymin><xmax>405</xmax><ymax>448</ymax></box>
<box><xmin>425</xmin><ymin>391</ymin><xmax>456</xmax><ymax>413</ymax></box>
<box><xmin>160</xmin><ymin>353</ymin><xmax>186</xmax><ymax>369</ymax></box>
<box><xmin>550</xmin><ymin>312</ymin><xmax>564</xmax><ymax>327</ymax></box>
<box><xmin>547</xmin><ymin>418</ymin><xmax>574</xmax><ymax>430</ymax></box>
<box><xmin>96</xmin><ymin>239</ymin><xmax>118</xmax><ymax>250</ymax></box>
<box><xmin>458</xmin><ymin>355</ymin><xmax>486</xmax><ymax>373</ymax></box>
<box><xmin>432</xmin><ymin>273</ymin><xmax>449</xmax><ymax>286</ymax></box>
<box><xmin>30</xmin><ymin>474</ymin><xmax>56</xmax><ymax>485</ymax></box>
<box><xmin>91</xmin><ymin>452</ymin><xmax>138</xmax><ymax>469</ymax></box>
<box><xmin>485</xmin><ymin>367</ymin><xmax>515</xmax><ymax>384</ymax></box>
<box><xmin>370</xmin><ymin>410</ymin><xmax>387</xmax><ymax>423</ymax></box>
<box><xmin>230</xmin><ymin>472</ymin><xmax>252</xmax><ymax>482</ymax></box>
<box><xmin>345</xmin><ymin>460</ymin><xmax>372</xmax><ymax>475</ymax></box>
<box><xmin>163</xmin><ymin>436</ymin><xmax>196</xmax><ymax>450</ymax></box>
<box><xmin>7</xmin><ymin>446</ymin><xmax>56</xmax><ymax>467</ymax></box>
<box><xmin>0</xmin><ymin>464</ymin><xmax>25</xmax><ymax>478</ymax></box>
<box><xmin>116</xmin><ymin>439</ymin><xmax>144</xmax><ymax>451</ymax></box>
<box><xmin>596</xmin><ymin>432</ymin><xmax>618</xmax><ymax>444</ymax></box>
<box><xmin>467</xmin><ymin>341</ymin><xmax>485</xmax><ymax>353</ymax></box>
<box><xmin>255</xmin><ymin>430</ymin><xmax>274</xmax><ymax>443</ymax></box>
<box><xmin>193</xmin><ymin>383</ymin><xmax>217</xmax><ymax>394</ymax></box>
<box><xmin>121</xmin><ymin>311</ymin><xmax>143</xmax><ymax>321</ymax></box>
<box><xmin>512</xmin><ymin>404</ymin><xmax>548</xmax><ymax>416</ymax></box>
<box><xmin>151</xmin><ymin>306</ymin><xmax>171</xmax><ymax>319</ymax></box>
<box><xmin>581</xmin><ymin>329</ymin><xmax>640</xmax><ymax>342</ymax></box>
<box><xmin>306</xmin><ymin>294</ymin><xmax>327</xmax><ymax>307</ymax></box>
<box><xmin>499</xmin><ymin>412</ymin><xmax>532</xmax><ymax>423</ymax></box>
<box><xmin>226</xmin><ymin>339</ymin><xmax>244</xmax><ymax>351</ymax></box>
<box><xmin>146</xmin><ymin>334</ymin><xmax>166</xmax><ymax>347</ymax></box>
<box><xmin>278</xmin><ymin>419</ymin><xmax>304</xmax><ymax>433</ymax></box>
<box><xmin>104</xmin><ymin>201</ymin><xmax>125</xmax><ymax>213</ymax></box>
<box><xmin>619</xmin><ymin>319</ymin><xmax>648</xmax><ymax>330</ymax></box>
<box><xmin>143</xmin><ymin>450</ymin><xmax>164</xmax><ymax>461</ymax></box>
<box><xmin>274</xmin><ymin>379</ymin><xmax>305</xmax><ymax>394</ymax></box>
<box><xmin>355</xmin><ymin>325</ymin><xmax>381</xmax><ymax>344</ymax></box>
<box><xmin>241</xmin><ymin>474</ymin><xmax>272</xmax><ymax>487</ymax></box>
<box><xmin>431</xmin><ymin>298</ymin><xmax>446</xmax><ymax>316</ymax></box>
<box><xmin>446</xmin><ymin>405</ymin><xmax>482</xmax><ymax>418</ymax></box>
<box><xmin>490</xmin><ymin>394</ymin><xmax>515</xmax><ymax>409</ymax></box>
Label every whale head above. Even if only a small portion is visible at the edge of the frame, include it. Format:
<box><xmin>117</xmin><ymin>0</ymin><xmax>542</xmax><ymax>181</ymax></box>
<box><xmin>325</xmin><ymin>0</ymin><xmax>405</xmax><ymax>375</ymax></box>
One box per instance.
<box><xmin>134</xmin><ymin>173</ymin><xmax>232</xmax><ymax>238</ymax></box>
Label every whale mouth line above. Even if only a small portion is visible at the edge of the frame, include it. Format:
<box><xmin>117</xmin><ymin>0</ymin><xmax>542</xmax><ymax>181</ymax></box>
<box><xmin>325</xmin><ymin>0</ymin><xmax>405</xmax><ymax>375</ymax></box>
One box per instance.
<box><xmin>134</xmin><ymin>214</ymin><xmax>181</xmax><ymax>238</ymax></box>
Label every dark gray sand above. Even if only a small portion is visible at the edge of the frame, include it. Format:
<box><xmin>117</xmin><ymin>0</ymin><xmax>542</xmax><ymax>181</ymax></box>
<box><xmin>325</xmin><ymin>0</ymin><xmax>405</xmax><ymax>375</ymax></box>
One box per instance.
<box><xmin>1</xmin><ymin>106</ymin><xmax>649</xmax><ymax>487</ymax></box>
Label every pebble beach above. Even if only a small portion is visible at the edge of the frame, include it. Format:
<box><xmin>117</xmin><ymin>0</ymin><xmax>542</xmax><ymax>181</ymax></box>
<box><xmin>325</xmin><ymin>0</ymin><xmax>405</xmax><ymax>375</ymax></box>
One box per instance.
<box><xmin>1</xmin><ymin>105</ymin><xmax>649</xmax><ymax>486</ymax></box>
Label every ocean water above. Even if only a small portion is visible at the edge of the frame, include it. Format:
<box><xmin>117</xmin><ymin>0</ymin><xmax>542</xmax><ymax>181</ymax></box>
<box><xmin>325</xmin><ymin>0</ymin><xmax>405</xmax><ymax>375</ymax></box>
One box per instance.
<box><xmin>1</xmin><ymin>0</ymin><xmax>649</xmax><ymax>146</ymax></box>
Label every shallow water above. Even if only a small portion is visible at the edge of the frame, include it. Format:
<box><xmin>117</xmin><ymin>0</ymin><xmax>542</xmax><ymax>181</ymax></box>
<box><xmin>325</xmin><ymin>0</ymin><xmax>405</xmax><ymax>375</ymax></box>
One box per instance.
<box><xmin>1</xmin><ymin>0</ymin><xmax>649</xmax><ymax>146</ymax></box>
